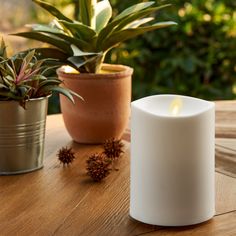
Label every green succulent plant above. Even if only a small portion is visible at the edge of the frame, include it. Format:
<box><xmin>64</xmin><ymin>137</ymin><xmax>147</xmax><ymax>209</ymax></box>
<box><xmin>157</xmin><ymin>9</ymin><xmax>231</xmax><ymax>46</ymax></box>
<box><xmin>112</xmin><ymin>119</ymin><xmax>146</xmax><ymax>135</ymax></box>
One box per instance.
<box><xmin>14</xmin><ymin>0</ymin><xmax>177</xmax><ymax>73</ymax></box>
<box><xmin>0</xmin><ymin>39</ymin><xmax>81</xmax><ymax>108</ymax></box>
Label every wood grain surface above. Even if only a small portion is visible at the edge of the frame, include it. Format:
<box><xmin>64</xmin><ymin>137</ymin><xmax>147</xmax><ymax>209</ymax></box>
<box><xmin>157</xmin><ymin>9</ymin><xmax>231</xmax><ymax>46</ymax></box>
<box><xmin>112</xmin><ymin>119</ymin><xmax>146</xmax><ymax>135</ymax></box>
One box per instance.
<box><xmin>215</xmin><ymin>100</ymin><xmax>236</xmax><ymax>178</ymax></box>
<box><xmin>0</xmin><ymin>100</ymin><xmax>235</xmax><ymax>236</ymax></box>
<box><xmin>215</xmin><ymin>100</ymin><xmax>236</xmax><ymax>138</ymax></box>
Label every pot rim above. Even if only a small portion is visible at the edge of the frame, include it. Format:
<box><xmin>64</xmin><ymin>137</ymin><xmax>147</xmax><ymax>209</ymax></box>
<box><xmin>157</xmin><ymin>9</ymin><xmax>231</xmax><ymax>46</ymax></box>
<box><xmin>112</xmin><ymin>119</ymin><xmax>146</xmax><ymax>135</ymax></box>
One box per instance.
<box><xmin>0</xmin><ymin>95</ymin><xmax>50</xmax><ymax>104</ymax></box>
<box><xmin>56</xmin><ymin>63</ymin><xmax>134</xmax><ymax>80</ymax></box>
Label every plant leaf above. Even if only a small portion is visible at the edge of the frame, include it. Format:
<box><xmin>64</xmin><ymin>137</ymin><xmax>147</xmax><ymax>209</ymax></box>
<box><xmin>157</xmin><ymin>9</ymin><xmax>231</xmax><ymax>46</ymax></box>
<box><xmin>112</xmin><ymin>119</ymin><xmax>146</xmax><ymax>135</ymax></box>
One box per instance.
<box><xmin>96</xmin><ymin>0</ymin><xmax>112</xmax><ymax>33</ymax></box>
<box><xmin>33</xmin><ymin>48</ymin><xmax>68</xmax><ymax>62</ymax></box>
<box><xmin>97</xmin><ymin>4</ymin><xmax>171</xmax><ymax>48</ymax></box>
<box><xmin>114</xmin><ymin>4</ymin><xmax>171</xmax><ymax>32</ymax></box>
<box><xmin>79</xmin><ymin>0</ymin><xmax>89</xmax><ymax>26</ymax></box>
<box><xmin>36</xmin><ymin>79</ymin><xmax>61</xmax><ymax>89</ymax></box>
<box><xmin>24</xmin><ymin>50</ymin><xmax>36</xmax><ymax>67</ymax></box>
<box><xmin>0</xmin><ymin>91</ymin><xmax>20</xmax><ymax>100</ymax></box>
<box><xmin>32</xmin><ymin>0</ymin><xmax>72</xmax><ymax>22</ymax></box>
<box><xmin>0</xmin><ymin>84</ymin><xmax>8</xmax><ymax>89</ymax></box>
<box><xmin>71</xmin><ymin>45</ymin><xmax>99</xmax><ymax>57</ymax></box>
<box><xmin>41</xmin><ymin>86</ymin><xmax>77</xmax><ymax>103</ymax></box>
<box><xmin>79</xmin><ymin>0</ymin><xmax>96</xmax><ymax>29</ymax></box>
<box><xmin>29</xmin><ymin>24</ymin><xmax>63</xmax><ymax>34</ymax></box>
<box><xmin>0</xmin><ymin>38</ymin><xmax>7</xmax><ymax>59</ymax></box>
<box><xmin>114</xmin><ymin>1</ymin><xmax>155</xmax><ymax>21</ymax></box>
<box><xmin>68</xmin><ymin>55</ymin><xmax>96</xmax><ymax>68</ymax></box>
<box><xmin>12</xmin><ymin>32</ymin><xmax>73</xmax><ymax>55</ymax></box>
<box><xmin>5</xmin><ymin>62</ymin><xmax>16</xmax><ymax>81</ymax></box>
<box><xmin>66</xmin><ymin>88</ymin><xmax>84</xmax><ymax>101</ymax></box>
<box><xmin>102</xmin><ymin>21</ymin><xmax>177</xmax><ymax>51</ymax></box>
<box><xmin>68</xmin><ymin>53</ymin><xmax>102</xmax><ymax>73</ymax></box>
<box><xmin>28</xmin><ymin>27</ymin><xmax>90</xmax><ymax>51</ymax></box>
<box><xmin>58</xmin><ymin>20</ymin><xmax>97</xmax><ymax>41</ymax></box>
<box><xmin>124</xmin><ymin>17</ymin><xmax>154</xmax><ymax>29</ymax></box>
<box><xmin>17</xmin><ymin>86</ymin><xmax>31</xmax><ymax>97</ymax></box>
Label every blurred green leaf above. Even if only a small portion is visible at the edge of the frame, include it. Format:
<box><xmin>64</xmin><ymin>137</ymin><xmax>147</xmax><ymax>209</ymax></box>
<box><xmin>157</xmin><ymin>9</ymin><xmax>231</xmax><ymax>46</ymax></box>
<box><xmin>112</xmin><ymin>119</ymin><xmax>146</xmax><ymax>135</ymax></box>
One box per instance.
<box><xmin>114</xmin><ymin>2</ymin><xmax>155</xmax><ymax>21</ymax></box>
<box><xmin>102</xmin><ymin>21</ymin><xmax>177</xmax><ymax>51</ymax></box>
<box><xmin>33</xmin><ymin>0</ymin><xmax>73</xmax><ymax>22</ymax></box>
<box><xmin>96</xmin><ymin>0</ymin><xmax>112</xmax><ymax>33</ymax></box>
<box><xmin>12</xmin><ymin>32</ymin><xmax>73</xmax><ymax>55</ymax></box>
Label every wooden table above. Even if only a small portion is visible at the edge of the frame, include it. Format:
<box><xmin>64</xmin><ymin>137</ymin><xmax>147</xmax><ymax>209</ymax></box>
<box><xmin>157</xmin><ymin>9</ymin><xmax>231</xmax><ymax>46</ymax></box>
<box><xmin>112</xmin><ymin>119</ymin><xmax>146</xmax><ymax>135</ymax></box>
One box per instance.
<box><xmin>0</xmin><ymin>101</ymin><xmax>236</xmax><ymax>236</ymax></box>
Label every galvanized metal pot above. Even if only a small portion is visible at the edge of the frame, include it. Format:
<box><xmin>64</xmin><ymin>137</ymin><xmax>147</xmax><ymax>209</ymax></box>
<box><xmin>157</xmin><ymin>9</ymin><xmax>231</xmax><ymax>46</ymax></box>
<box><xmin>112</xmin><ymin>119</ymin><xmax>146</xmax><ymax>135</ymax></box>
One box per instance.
<box><xmin>0</xmin><ymin>97</ymin><xmax>48</xmax><ymax>175</ymax></box>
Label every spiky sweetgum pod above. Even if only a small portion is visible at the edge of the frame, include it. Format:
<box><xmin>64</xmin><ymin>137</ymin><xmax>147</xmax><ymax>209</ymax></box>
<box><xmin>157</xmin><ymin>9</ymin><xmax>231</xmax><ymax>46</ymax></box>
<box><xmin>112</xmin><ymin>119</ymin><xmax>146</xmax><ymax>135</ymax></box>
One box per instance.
<box><xmin>86</xmin><ymin>153</ymin><xmax>111</xmax><ymax>182</ymax></box>
<box><xmin>103</xmin><ymin>138</ymin><xmax>124</xmax><ymax>160</ymax></box>
<box><xmin>57</xmin><ymin>147</ymin><xmax>75</xmax><ymax>165</ymax></box>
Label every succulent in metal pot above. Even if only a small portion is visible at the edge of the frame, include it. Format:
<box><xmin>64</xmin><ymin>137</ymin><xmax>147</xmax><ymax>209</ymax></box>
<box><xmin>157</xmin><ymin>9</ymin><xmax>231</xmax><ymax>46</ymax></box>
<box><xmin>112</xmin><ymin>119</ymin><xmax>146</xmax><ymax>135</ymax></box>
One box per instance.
<box><xmin>0</xmin><ymin>38</ymin><xmax>81</xmax><ymax>108</ymax></box>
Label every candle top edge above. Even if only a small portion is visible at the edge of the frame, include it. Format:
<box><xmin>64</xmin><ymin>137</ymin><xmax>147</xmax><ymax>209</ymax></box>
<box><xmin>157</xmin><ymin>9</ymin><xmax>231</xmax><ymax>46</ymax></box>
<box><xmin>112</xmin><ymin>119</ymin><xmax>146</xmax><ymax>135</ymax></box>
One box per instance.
<box><xmin>131</xmin><ymin>94</ymin><xmax>215</xmax><ymax>118</ymax></box>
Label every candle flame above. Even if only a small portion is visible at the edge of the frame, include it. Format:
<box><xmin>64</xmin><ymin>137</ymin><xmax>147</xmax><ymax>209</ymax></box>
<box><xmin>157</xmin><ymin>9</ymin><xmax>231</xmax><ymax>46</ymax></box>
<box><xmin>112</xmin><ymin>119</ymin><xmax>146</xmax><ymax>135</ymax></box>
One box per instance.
<box><xmin>62</xmin><ymin>66</ymin><xmax>79</xmax><ymax>74</ymax></box>
<box><xmin>169</xmin><ymin>97</ymin><xmax>183</xmax><ymax>116</ymax></box>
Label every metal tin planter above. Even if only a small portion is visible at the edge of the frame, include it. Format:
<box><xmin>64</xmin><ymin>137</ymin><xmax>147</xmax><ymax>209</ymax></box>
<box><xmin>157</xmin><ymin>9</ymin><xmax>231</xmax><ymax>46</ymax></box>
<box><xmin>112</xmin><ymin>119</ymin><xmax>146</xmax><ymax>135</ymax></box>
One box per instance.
<box><xmin>0</xmin><ymin>97</ymin><xmax>48</xmax><ymax>175</ymax></box>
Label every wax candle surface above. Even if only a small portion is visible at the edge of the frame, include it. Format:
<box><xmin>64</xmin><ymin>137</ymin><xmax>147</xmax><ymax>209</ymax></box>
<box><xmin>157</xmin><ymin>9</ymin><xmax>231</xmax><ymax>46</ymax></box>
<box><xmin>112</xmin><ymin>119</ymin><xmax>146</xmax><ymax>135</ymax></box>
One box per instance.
<box><xmin>130</xmin><ymin>95</ymin><xmax>215</xmax><ymax>226</ymax></box>
<box><xmin>134</xmin><ymin>95</ymin><xmax>213</xmax><ymax>116</ymax></box>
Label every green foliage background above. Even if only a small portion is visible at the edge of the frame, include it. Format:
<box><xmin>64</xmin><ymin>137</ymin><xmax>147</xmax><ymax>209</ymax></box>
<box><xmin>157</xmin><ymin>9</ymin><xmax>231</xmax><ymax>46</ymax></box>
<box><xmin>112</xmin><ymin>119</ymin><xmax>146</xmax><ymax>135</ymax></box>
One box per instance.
<box><xmin>108</xmin><ymin>0</ymin><xmax>236</xmax><ymax>100</ymax></box>
<box><xmin>33</xmin><ymin>0</ymin><xmax>236</xmax><ymax>112</ymax></box>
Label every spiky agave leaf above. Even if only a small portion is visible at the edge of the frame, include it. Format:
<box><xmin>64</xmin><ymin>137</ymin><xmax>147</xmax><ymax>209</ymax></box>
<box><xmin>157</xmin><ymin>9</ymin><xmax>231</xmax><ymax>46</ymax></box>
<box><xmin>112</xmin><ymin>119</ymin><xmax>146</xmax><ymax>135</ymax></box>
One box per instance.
<box><xmin>79</xmin><ymin>0</ymin><xmax>97</xmax><ymax>29</ymax></box>
<box><xmin>95</xmin><ymin>0</ymin><xmax>112</xmax><ymax>33</ymax></box>
<box><xmin>14</xmin><ymin>0</ymin><xmax>177</xmax><ymax>73</ymax></box>
<box><xmin>96</xmin><ymin>4</ymin><xmax>173</xmax><ymax>48</ymax></box>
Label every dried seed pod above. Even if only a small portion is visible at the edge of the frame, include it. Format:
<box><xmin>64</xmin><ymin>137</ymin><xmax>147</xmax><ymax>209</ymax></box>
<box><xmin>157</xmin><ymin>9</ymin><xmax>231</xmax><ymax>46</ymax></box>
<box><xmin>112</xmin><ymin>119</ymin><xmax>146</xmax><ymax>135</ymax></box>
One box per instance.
<box><xmin>57</xmin><ymin>147</ymin><xmax>75</xmax><ymax>165</ymax></box>
<box><xmin>103</xmin><ymin>138</ymin><xmax>124</xmax><ymax>160</ymax></box>
<box><xmin>86</xmin><ymin>153</ymin><xmax>111</xmax><ymax>182</ymax></box>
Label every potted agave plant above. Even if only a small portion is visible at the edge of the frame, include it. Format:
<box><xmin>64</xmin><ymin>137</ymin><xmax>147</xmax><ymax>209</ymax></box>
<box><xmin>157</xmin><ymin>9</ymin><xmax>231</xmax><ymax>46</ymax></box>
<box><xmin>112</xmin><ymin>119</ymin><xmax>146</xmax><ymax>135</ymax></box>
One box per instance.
<box><xmin>15</xmin><ymin>0</ymin><xmax>177</xmax><ymax>143</ymax></box>
<box><xmin>0</xmin><ymin>39</ymin><xmax>80</xmax><ymax>174</ymax></box>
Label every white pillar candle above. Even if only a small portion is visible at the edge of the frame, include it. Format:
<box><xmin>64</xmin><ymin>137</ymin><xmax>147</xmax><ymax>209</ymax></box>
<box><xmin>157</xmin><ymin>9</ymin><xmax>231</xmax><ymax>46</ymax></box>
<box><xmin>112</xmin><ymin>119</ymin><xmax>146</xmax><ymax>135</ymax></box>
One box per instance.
<box><xmin>130</xmin><ymin>95</ymin><xmax>215</xmax><ymax>226</ymax></box>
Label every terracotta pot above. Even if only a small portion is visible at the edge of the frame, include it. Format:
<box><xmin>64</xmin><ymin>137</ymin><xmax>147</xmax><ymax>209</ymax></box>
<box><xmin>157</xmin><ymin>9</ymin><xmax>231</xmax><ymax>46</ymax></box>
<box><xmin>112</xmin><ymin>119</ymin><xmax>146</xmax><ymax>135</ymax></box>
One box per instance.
<box><xmin>57</xmin><ymin>64</ymin><xmax>133</xmax><ymax>144</ymax></box>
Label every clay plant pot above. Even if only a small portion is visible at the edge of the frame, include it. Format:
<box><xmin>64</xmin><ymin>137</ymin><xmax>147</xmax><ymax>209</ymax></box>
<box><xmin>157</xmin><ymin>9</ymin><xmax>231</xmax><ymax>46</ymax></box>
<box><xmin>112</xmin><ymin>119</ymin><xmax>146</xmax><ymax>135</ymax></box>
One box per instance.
<box><xmin>57</xmin><ymin>64</ymin><xmax>133</xmax><ymax>144</ymax></box>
